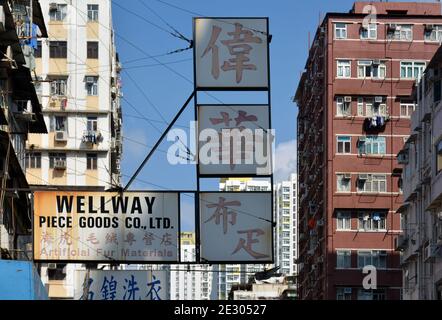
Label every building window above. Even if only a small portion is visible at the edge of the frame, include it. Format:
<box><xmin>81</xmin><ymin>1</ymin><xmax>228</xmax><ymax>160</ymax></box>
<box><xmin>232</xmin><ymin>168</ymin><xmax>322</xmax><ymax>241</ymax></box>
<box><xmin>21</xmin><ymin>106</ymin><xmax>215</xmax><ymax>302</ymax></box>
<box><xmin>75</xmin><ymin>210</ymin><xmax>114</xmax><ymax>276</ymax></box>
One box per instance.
<box><xmin>337</xmin><ymin>136</ymin><xmax>351</xmax><ymax>154</ymax></box>
<box><xmin>87</xmin><ymin>42</ymin><xmax>99</xmax><ymax>59</ymax></box>
<box><xmin>358</xmin><ymin>212</ymin><xmax>386</xmax><ymax>231</ymax></box>
<box><xmin>337</xmin><ymin>211</ymin><xmax>351</xmax><ymax>230</ymax></box>
<box><xmin>424</xmin><ymin>25</ymin><xmax>442</xmax><ymax>42</ymax></box>
<box><xmin>337</xmin><ymin>60</ymin><xmax>351</xmax><ymax>78</ymax></box>
<box><xmin>336</xmin><ymin>250</ymin><xmax>351</xmax><ymax>269</ymax></box>
<box><xmin>357</xmin><ymin>98</ymin><xmax>364</xmax><ymax>116</ymax></box>
<box><xmin>49</xmin><ymin>4</ymin><xmax>67</xmax><ymax>21</ymax></box>
<box><xmin>365</xmin><ymin>98</ymin><xmax>387</xmax><ymax>117</ymax></box>
<box><xmin>357</xmin><ymin>289</ymin><xmax>386</xmax><ymax>300</ymax></box>
<box><xmin>358</xmin><ymin>136</ymin><xmax>386</xmax><ymax>155</ymax></box>
<box><xmin>360</xmin><ymin>23</ymin><xmax>377</xmax><ymax>40</ymax></box>
<box><xmin>357</xmin><ymin>174</ymin><xmax>387</xmax><ymax>193</ymax></box>
<box><xmin>335</xmin><ymin>23</ymin><xmax>347</xmax><ymax>39</ymax></box>
<box><xmin>357</xmin><ymin>250</ymin><xmax>387</xmax><ymax>269</ymax></box>
<box><xmin>400</xmin><ymin>102</ymin><xmax>415</xmax><ymax>118</ymax></box>
<box><xmin>434</xmin><ymin>80</ymin><xmax>441</xmax><ymax>103</ymax></box>
<box><xmin>50</xmin><ymin>116</ymin><xmax>67</xmax><ymax>132</ymax></box>
<box><xmin>400</xmin><ymin>61</ymin><xmax>426</xmax><ymax>80</ymax></box>
<box><xmin>357</xmin><ymin>60</ymin><xmax>386</xmax><ymax>79</ymax></box>
<box><xmin>437</xmin><ymin>140</ymin><xmax>442</xmax><ymax>175</ymax></box>
<box><xmin>388</xmin><ymin>24</ymin><xmax>412</xmax><ymax>41</ymax></box>
<box><xmin>337</xmin><ymin>174</ymin><xmax>351</xmax><ymax>192</ymax></box>
<box><xmin>336</xmin><ymin>288</ymin><xmax>352</xmax><ymax>300</ymax></box>
<box><xmin>50</xmin><ymin>78</ymin><xmax>68</xmax><ymax>96</ymax></box>
<box><xmin>26</xmin><ymin>152</ymin><xmax>41</xmax><ymax>169</ymax></box>
<box><xmin>87</xmin><ymin>153</ymin><xmax>98</xmax><ymax>170</ymax></box>
<box><xmin>49</xmin><ymin>153</ymin><xmax>66</xmax><ymax>169</ymax></box>
<box><xmin>49</xmin><ymin>41</ymin><xmax>67</xmax><ymax>58</ymax></box>
<box><xmin>87</xmin><ymin>117</ymin><xmax>98</xmax><ymax>131</ymax></box>
<box><xmin>87</xmin><ymin>4</ymin><xmax>99</xmax><ymax>21</ymax></box>
<box><xmin>35</xmin><ymin>41</ymin><xmax>42</xmax><ymax>58</ymax></box>
<box><xmin>85</xmin><ymin>76</ymin><xmax>99</xmax><ymax>96</ymax></box>
<box><xmin>336</xmin><ymin>97</ymin><xmax>351</xmax><ymax>116</ymax></box>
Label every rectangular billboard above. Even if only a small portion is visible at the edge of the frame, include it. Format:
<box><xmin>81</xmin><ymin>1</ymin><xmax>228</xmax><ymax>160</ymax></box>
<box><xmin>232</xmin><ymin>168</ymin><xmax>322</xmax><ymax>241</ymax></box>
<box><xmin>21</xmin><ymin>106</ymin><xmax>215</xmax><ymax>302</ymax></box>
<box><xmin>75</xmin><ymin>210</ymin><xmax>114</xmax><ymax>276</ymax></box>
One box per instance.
<box><xmin>33</xmin><ymin>191</ymin><xmax>180</xmax><ymax>263</ymax></box>
<box><xmin>74</xmin><ymin>270</ymin><xmax>169</xmax><ymax>300</ymax></box>
<box><xmin>197</xmin><ymin>104</ymin><xmax>272</xmax><ymax>177</ymax></box>
<box><xmin>194</xmin><ymin>18</ymin><xmax>269</xmax><ymax>90</ymax></box>
<box><xmin>199</xmin><ymin>192</ymin><xmax>272</xmax><ymax>263</ymax></box>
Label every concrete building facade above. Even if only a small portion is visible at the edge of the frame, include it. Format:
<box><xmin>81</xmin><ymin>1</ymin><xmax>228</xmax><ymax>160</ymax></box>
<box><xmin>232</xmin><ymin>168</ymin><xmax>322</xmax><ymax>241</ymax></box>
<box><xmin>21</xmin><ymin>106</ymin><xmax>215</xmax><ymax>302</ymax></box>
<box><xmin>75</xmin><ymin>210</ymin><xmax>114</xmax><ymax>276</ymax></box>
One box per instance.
<box><xmin>27</xmin><ymin>0</ymin><xmax>122</xmax><ymax>299</ymax></box>
<box><xmin>275</xmin><ymin>173</ymin><xmax>297</xmax><ymax>277</ymax></box>
<box><xmin>295</xmin><ymin>1</ymin><xmax>442</xmax><ymax>300</ymax></box>
<box><xmin>397</xmin><ymin>46</ymin><xmax>442</xmax><ymax>300</ymax></box>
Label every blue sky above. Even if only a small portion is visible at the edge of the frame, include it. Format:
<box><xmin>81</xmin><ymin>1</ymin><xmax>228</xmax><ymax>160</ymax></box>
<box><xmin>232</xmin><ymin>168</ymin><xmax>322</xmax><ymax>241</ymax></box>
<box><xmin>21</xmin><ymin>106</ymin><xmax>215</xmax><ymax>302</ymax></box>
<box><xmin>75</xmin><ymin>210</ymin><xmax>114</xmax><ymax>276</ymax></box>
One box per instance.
<box><xmin>111</xmin><ymin>0</ymin><xmax>406</xmax><ymax>230</ymax></box>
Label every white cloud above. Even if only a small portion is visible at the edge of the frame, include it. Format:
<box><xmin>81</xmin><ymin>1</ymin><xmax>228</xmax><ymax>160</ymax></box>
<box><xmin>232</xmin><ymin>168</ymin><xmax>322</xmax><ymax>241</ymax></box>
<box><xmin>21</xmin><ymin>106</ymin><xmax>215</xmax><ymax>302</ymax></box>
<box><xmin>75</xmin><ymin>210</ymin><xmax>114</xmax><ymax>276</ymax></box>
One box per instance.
<box><xmin>274</xmin><ymin>139</ymin><xmax>297</xmax><ymax>182</ymax></box>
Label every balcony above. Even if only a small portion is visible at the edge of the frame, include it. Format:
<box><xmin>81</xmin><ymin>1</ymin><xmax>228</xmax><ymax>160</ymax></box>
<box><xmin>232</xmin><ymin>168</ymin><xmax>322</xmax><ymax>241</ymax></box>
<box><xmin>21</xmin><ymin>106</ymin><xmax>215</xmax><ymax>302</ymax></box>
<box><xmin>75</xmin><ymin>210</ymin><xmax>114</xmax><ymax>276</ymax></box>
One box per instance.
<box><xmin>363</xmin><ymin>116</ymin><xmax>387</xmax><ymax>133</ymax></box>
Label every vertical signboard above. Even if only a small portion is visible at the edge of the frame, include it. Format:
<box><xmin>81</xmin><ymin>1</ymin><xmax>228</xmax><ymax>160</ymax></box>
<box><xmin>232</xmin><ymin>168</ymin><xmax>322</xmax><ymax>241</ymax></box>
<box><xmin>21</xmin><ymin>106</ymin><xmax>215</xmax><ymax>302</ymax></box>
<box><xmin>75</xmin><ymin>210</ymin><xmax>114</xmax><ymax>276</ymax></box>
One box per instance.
<box><xmin>199</xmin><ymin>192</ymin><xmax>272</xmax><ymax>263</ymax></box>
<box><xmin>198</xmin><ymin>104</ymin><xmax>272</xmax><ymax>176</ymax></box>
<box><xmin>194</xmin><ymin>18</ymin><xmax>269</xmax><ymax>90</ymax></box>
<box><xmin>33</xmin><ymin>191</ymin><xmax>180</xmax><ymax>263</ymax></box>
<box><xmin>74</xmin><ymin>270</ymin><xmax>169</xmax><ymax>300</ymax></box>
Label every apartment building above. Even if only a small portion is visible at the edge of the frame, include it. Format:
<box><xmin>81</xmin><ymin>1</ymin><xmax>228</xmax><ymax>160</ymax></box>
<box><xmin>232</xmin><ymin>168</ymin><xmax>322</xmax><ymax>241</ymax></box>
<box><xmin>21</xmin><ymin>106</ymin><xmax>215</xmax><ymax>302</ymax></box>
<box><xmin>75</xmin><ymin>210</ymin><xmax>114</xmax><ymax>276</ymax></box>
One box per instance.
<box><xmin>275</xmin><ymin>173</ymin><xmax>298</xmax><ymax>277</ymax></box>
<box><xmin>26</xmin><ymin>0</ymin><xmax>122</xmax><ymax>189</ymax></box>
<box><xmin>295</xmin><ymin>1</ymin><xmax>442</xmax><ymax>300</ymax></box>
<box><xmin>397</xmin><ymin>46</ymin><xmax>442</xmax><ymax>300</ymax></box>
<box><xmin>28</xmin><ymin>0</ymin><xmax>122</xmax><ymax>299</ymax></box>
<box><xmin>1</xmin><ymin>0</ymin><xmax>47</xmax><ymax>261</ymax></box>
<box><xmin>213</xmin><ymin>178</ymin><xmax>271</xmax><ymax>300</ymax></box>
<box><xmin>170</xmin><ymin>232</ymin><xmax>213</xmax><ymax>300</ymax></box>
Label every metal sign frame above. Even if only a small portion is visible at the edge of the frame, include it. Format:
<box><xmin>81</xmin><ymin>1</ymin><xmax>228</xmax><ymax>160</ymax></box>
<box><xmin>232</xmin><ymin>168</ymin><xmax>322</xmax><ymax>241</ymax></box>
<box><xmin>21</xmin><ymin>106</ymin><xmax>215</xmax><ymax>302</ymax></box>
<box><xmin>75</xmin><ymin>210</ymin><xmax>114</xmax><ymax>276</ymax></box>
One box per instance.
<box><xmin>192</xmin><ymin>17</ymin><xmax>274</xmax><ymax>265</ymax></box>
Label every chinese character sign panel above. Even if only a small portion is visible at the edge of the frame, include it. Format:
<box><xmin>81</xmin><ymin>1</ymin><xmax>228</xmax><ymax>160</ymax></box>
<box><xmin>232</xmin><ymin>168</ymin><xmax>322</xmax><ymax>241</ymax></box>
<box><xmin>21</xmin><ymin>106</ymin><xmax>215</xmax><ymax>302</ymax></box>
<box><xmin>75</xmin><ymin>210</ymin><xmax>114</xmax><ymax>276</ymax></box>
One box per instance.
<box><xmin>74</xmin><ymin>270</ymin><xmax>169</xmax><ymax>300</ymax></box>
<box><xmin>198</xmin><ymin>105</ymin><xmax>272</xmax><ymax>176</ymax></box>
<box><xmin>194</xmin><ymin>18</ymin><xmax>269</xmax><ymax>89</ymax></box>
<box><xmin>199</xmin><ymin>192</ymin><xmax>272</xmax><ymax>262</ymax></box>
<box><xmin>33</xmin><ymin>191</ymin><xmax>179</xmax><ymax>262</ymax></box>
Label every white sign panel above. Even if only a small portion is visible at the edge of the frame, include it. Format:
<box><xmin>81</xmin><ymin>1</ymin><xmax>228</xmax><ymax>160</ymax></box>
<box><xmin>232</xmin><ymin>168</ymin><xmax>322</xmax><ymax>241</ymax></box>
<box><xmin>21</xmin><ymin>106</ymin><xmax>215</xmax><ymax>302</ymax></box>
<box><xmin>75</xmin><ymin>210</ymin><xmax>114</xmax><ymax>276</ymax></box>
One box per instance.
<box><xmin>34</xmin><ymin>191</ymin><xmax>179</xmax><ymax>262</ymax></box>
<box><xmin>199</xmin><ymin>192</ymin><xmax>272</xmax><ymax>262</ymax></box>
<box><xmin>194</xmin><ymin>18</ymin><xmax>269</xmax><ymax>89</ymax></box>
<box><xmin>74</xmin><ymin>270</ymin><xmax>169</xmax><ymax>300</ymax></box>
<box><xmin>198</xmin><ymin>105</ymin><xmax>272</xmax><ymax>176</ymax></box>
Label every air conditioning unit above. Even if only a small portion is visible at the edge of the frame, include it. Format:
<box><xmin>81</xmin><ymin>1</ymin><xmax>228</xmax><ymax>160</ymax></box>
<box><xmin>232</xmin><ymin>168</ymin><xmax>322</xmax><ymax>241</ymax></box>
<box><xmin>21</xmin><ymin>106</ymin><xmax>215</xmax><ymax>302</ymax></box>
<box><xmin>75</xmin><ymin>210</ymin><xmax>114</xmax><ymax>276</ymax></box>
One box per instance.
<box><xmin>54</xmin><ymin>160</ymin><xmax>66</xmax><ymax>170</ymax></box>
<box><xmin>317</xmin><ymin>256</ymin><xmax>324</xmax><ymax>263</ymax></box>
<box><xmin>317</xmin><ymin>72</ymin><xmax>324</xmax><ymax>79</ymax></box>
<box><xmin>317</xmin><ymin>219</ymin><xmax>324</xmax><ymax>227</ymax></box>
<box><xmin>344</xmin><ymin>96</ymin><xmax>352</xmax><ymax>103</ymax></box>
<box><xmin>86</xmin><ymin>76</ymin><xmax>95</xmax><ymax>84</ymax></box>
<box><xmin>55</xmin><ymin>131</ymin><xmax>67</xmax><ymax>142</ymax></box>
<box><xmin>344</xmin><ymin>173</ymin><xmax>352</xmax><ymax>179</ymax></box>
<box><xmin>375</xmin><ymin>96</ymin><xmax>383</xmax><ymax>103</ymax></box>
<box><xmin>47</xmin><ymin>263</ymin><xmax>57</xmax><ymax>270</ymax></box>
<box><xmin>424</xmin><ymin>244</ymin><xmax>439</xmax><ymax>262</ymax></box>
<box><xmin>372</xmin><ymin>59</ymin><xmax>381</xmax><ymax>66</ymax></box>
<box><xmin>49</xmin><ymin>3</ymin><xmax>58</xmax><ymax>11</ymax></box>
<box><xmin>359</xmin><ymin>174</ymin><xmax>369</xmax><ymax>180</ymax></box>
<box><xmin>344</xmin><ymin>288</ymin><xmax>352</xmax><ymax>294</ymax></box>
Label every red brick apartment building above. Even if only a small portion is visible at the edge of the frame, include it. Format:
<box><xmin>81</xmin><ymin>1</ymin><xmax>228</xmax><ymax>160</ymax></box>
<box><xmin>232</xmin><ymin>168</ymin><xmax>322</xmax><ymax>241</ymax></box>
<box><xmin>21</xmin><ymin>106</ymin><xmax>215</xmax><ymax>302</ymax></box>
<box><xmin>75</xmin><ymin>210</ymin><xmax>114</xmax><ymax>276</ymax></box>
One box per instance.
<box><xmin>295</xmin><ymin>1</ymin><xmax>442</xmax><ymax>300</ymax></box>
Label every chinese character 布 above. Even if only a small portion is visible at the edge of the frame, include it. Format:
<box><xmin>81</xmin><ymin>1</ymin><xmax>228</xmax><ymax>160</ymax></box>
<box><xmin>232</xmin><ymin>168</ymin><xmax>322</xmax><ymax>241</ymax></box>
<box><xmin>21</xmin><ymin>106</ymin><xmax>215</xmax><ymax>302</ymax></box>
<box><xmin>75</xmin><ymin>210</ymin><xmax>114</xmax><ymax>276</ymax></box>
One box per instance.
<box><xmin>205</xmin><ymin>197</ymin><xmax>240</xmax><ymax>234</ymax></box>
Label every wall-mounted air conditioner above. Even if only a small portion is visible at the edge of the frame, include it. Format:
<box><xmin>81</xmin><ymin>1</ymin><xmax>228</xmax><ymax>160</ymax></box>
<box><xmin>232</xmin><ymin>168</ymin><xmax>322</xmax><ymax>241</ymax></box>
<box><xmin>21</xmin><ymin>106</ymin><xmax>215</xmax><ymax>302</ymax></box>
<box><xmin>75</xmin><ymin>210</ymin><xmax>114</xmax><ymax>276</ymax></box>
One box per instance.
<box><xmin>54</xmin><ymin>160</ymin><xmax>66</xmax><ymax>170</ymax></box>
<box><xmin>344</xmin><ymin>96</ymin><xmax>352</xmax><ymax>103</ymax></box>
<box><xmin>55</xmin><ymin>131</ymin><xmax>67</xmax><ymax>142</ymax></box>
